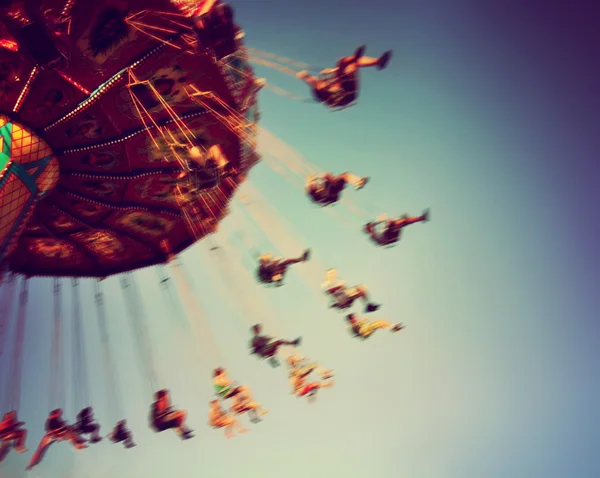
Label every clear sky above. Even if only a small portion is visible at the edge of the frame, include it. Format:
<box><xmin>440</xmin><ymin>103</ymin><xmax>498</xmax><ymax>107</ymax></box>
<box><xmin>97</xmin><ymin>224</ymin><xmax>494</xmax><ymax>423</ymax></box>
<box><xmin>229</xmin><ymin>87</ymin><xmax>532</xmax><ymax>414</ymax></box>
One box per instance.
<box><xmin>1</xmin><ymin>1</ymin><xmax>599</xmax><ymax>478</ymax></box>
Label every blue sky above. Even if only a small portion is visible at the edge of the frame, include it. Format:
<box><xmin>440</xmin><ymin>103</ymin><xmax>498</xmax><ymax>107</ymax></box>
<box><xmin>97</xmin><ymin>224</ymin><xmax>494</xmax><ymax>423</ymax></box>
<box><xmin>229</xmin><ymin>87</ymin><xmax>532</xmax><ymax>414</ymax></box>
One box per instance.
<box><xmin>1</xmin><ymin>1</ymin><xmax>599</xmax><ymax>477</ymax></box>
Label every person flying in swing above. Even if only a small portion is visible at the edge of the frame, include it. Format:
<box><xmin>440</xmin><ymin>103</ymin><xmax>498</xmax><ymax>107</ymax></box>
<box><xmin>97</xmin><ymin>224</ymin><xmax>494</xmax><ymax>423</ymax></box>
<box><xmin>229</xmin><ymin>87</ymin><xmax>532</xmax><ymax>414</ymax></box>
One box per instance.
<box><xmin>208</xmin><ymin>400</ymin><xmax>247</xmax><ymax>439</ymax></box>
<box><xmin>192</xmin><ymin>0</ymin><xmax>241</xmax><ymax>60</ymax></box>
<box><xmin>0</xmin><ymin>411</ymin><xmax>28</xmax><ymax>461</ymax></box>
<box><xmin>287</xmin><ymin>355</ymin><xmax>334</xmax><ymax>402</ymax></box>
<box><xmin>74</xmin><ymin>407</ymin><xmax>102</xmax><ymax>444</ymax></box>
<box><xmin>109</xmin><ymin>420</ymin><xmax>136</xmax><ymax>449</ymax></box>
<box><xmin>149</xmin><ymin>389</ymin><xmax>194</xmax><ymax>440</ymax></box>
<box><xmin>321</xmin><ymin>268</ymin><xmax>381</xmax><ymax>313</ymax></box>
<box><xmin>345</xmin><ymin>313</ymin><xmax>404</xmax><ymax>340</ymax></box>
<box><xmin>26</xmin><ymin>409</ymin><xmax>87</xmax><ymax>471</ymax></box>
<box><xmin>364</xmin><ymin>209</ymin><xmax>430</xmax><ymax>246</ymax></box>
<box><xmin>249</xmin><ymin>324</ymin><xmax>301</xmax><ymax>367</ymax></box>
<box><xmin>306</xmin><ymin>172</ymin><xmax>369</xmax><ymax>207</ymax></box>
<box><xmin>230</xmin><ymin>386</ymin><xmax>268</xmax><ymax>423</ymax></box>
<box><xmin>256</xmin><ymin>248</ymin><xmax>311</xmax><ymax>287</ymax></box>
<box><xmin>296</xmin><ymin>45</ymin><xmax>392</xmax><ymax>109</ymax></box>
<box><xmin>213</xmin><ymin>367</ymin><xmax>243</xmax><ymax>399</ymax></box>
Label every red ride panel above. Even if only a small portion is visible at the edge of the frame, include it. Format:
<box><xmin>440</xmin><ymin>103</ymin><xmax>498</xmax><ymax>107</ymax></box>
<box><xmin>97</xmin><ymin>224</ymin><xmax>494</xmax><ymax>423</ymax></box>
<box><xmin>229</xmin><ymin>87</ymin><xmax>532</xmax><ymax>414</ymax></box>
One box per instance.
<box><xmin>18</xmin><ymin>69</ymin><xmax>88</xmax><ymax>130</ymax></box>
<box><xmin>58</xmin><ymin>142</ymin><xmax>131</xmax><ymax>174</ymax></box>
<box><xmin>44</xmin><ymin>99</ymin><xmax>123</xmax><ymax>150</ymax></box>
<box><xmin>58</xmin><ymin>0</ymin><xmax>183</xmax><ymax>92</ymax></box>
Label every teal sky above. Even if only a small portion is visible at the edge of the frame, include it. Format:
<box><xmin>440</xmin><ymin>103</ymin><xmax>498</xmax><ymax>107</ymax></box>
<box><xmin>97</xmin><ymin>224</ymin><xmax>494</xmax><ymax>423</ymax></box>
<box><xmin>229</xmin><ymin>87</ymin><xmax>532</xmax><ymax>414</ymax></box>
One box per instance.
<box><xmin>1</xmin><ymin>1</ymin><xmax>599</xmax><ymax>478</ymax></box>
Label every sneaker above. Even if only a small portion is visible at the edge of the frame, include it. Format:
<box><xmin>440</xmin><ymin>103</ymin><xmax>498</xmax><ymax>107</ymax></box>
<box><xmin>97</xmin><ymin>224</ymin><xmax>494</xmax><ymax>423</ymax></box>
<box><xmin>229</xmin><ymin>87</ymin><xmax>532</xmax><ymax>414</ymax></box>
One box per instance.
<box><xmin>357</xmin><ymin>177</ymin><xmax>369</xmax><ymax>190</ymax></box>
<box><xmin>302</xmin><ymin>249</ymin><xmax>311</xmax><ymax>261</ymax></box>
<box><xmin>365</xmin><ymin>303</ymin><xmax>381</xmax><ymax>313</ymax></box>
<box><xmin>292</xmin><ymin>337</ymin><xmax>302</xmax><ymax>346</ymax></box>
<box><xmin>377</xmin><ymin>51</ymin><xmax>392</xmax><ymax>70</ymax></box>
<box><xmin>391</xmin><ymin>324</ymin><xmax>405</xmax><ymax>333</ymax></box>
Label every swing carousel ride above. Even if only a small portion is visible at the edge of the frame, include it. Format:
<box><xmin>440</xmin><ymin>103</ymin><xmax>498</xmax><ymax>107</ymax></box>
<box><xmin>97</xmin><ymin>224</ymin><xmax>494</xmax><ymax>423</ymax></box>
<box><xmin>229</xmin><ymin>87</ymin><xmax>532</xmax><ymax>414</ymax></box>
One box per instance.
<box><xmin>0</xmin><ymin>0</ymin><xmax>430</xmax><ymax>472</ymax></box>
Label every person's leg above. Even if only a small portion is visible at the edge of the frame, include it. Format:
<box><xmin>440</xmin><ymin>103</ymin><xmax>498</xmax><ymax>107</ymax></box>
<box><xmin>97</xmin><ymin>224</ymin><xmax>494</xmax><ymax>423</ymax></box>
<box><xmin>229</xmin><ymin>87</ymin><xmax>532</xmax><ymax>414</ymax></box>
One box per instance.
<box><xmin>176</xmin><ymin>411</ymin><xmax>194</xmax><ymax>438</ymax></box>
<box><xmin>124</xmin><ymin>434</ymin><xmax>136</xmax><ymax>448</ymax></box>
<box><xmin>356</xmin><ymin>50</ymin><xmax>392</xmax><ymax>70</ymax></box>
<box><xmin>399</xmin><ymin>209</ymin><xmax>429</xmax><ymax>227</ymax></box>
<box><xmin>0</xmin><ymin>441</ymin><xmax>10</xmax><ymax>462</ymax></box>
<box><xmin>360</xmin><ymin>320</ymin><xmax>393</xmax><ymax>338</ymax></box>
<box><xmin>90</xmin><ymin>424</ymin><xmax>102</xmax><ymax>442</ymax></box>
<box><xmin>339</xmin><ymin>172</ymin><xmax>368</xmax><ymax>189</ymax></box>
<box><xmin>223</xmin><ymin>419</ymin><xmax>236</xmax><ymax>438</ymax></box>
<box><xmin>279</xmin><ymin>249</ymin><xmax>310</xmax><ymax>268</ymax></box>
<box><xmin>67</xmin><ymin>429</ymin><xmax>87</xmax><ymax>449</ymax></box>
<box><xmin>26</xmin><ymin>435</ymin><xmax>54</xmax><ymax>470</ymax></box>
<box><xmin>14</xmin><ymin>429</ymin><xmax>27</xmax><ymax>452</ymax></box>
<box><xmin>233</xmin><ymin>417</ymin><xmax>248</xmax><ymax>434</ymax></box>
<box><xmin>269</xmin><ymin>337</ymin><xmax>302</xmax><ymax>355</ymax></box>
<box><xmin>353</xmin><ymin>285</ymin><xmax>381</xmax><ymax>312</ymax></box>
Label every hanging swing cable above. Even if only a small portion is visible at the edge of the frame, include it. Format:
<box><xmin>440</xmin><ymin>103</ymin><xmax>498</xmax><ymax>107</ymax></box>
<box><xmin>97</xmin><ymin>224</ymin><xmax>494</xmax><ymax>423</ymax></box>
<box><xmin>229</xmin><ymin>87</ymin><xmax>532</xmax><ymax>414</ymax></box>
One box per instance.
<box><xmin>156</xmin><ymin>265</ymin><xmax>187</xmax><ymax>328</ymax></box>
<box><xmin>71</xmin><ymin>278</ymin><xmax>89</xmax><ymax>411</ymax></box>
<box><xmin>6</xmin><ymin>277</ymin><xmax>28</xmax><ymax>412</ymax></box>
<box><xmin>0</xmin><ymin>273</ymin><xmax>17</xmax><ymax>358</ymax></box>
<box><xmin>94</xmin><ymin>279</ymin><xmax>124</xmax><ymax>420</ymax></box>
<box><xmin>211</xmin><ymin>217</ymin><xmax>297</xmax><ymax>356</ymax></box>
<box><xmin>49</xmin><ymin>278</ymin><xmax>65</xmax><ymax>410</ymax></box>
<box><xmin>168</xmin><ymin>258</ymin><xmax>225</xmax><ymax>367</ymax></box>
<box><xmin>120</xmin><ymin>273</ymin><xmax>159</xmax><ymax>393</ymax></box>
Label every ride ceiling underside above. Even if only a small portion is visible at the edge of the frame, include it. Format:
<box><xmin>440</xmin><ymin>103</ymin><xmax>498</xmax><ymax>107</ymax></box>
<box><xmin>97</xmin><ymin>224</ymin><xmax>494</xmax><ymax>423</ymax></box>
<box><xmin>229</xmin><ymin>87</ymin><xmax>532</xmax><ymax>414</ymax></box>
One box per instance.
<box><xmin>0</xmin><ymin>0</ymin><xmax>261</xmax><ymax>278</ymax></box>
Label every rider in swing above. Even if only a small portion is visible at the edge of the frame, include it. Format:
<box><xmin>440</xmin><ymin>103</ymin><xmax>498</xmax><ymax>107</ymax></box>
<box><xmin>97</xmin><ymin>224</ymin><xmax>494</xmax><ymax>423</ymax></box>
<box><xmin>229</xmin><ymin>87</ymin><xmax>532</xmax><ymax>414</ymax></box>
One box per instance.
<box><xmin>208</xmin><ymin>400</ymin><xmax>248</xmax><ymax>438</ymax></box>
<box><xmin>345</xmin><ymin>313</ymin><xmax>404</xmax><ymax>340</ymax></box>
<box><xmin>74</xmin><ymin>407</ymin><xmax>102</xmax><ymax>444</ymax></box>
<box><xmin>249</xmin><ymin>324</ymin><xmax>302</xmax><ymax>367</ymax></box>
<box><xmin>26</xmin><ymin>409</ymin><xmax>87</xmax><ymax>471</ymax></box>
<box><xmin>0</xmin><ymin>411</ymin><xmax>28</xmax><ymax>461</ymax></box>
<box><xmin>321</xmin><ymin>268</ymin><xmax>381</xmax><ymax>313</ymax></box>
<box><xmin>230</xmin><ymin>386</ymin><xmax>268</xmax><ymax>423</ymax></box>
<box><xmin>256</xmin><ymin>248</ymin><xmax>311</xmax><ymax>287</ymax></box>
<box><xmin>287</xmin><ymin>355</ymin><xmax>334</xmax><ymax>402</ymax></box>
<box><xmin>297</xmin><ymin>46</ymin><xmax>392</xmax><ymax>109</ymax></box>
<box><xmin>149</xmin><ymin>389</ymin><xmax>194</xmax><ymax>440</ymax></box>
<box><xmin>364</xmin><ymin>209</ymin><xmax>430</xmax><ymax>246</ymax></box>
<box><xmin>306</xmin><ymin>172</ymin><xmax>368</xmax><ymax>207</ymax></box>
<box><xmin>109</xmin><ymin>420</ymin><xmax>136</xmax><ymax>449</ymax></box>
<box><xmin>191</xmin><ymin>0</ymin><xmax>240</xmax><ymax>60</ymax></box>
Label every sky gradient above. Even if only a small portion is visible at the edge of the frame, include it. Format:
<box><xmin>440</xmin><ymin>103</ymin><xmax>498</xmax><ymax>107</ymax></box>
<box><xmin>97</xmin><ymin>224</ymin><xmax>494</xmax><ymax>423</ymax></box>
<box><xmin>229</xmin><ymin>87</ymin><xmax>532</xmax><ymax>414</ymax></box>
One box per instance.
<box><xmin>1</xmin><ymin>1</ymin><xmax>599</xmax><ymax>478</ymax></box>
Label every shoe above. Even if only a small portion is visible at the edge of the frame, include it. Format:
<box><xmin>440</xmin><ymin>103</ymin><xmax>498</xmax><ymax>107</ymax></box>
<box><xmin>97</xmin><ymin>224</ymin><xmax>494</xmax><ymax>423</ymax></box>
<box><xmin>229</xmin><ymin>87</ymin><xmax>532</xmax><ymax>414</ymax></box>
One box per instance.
<box><xmin>354</xmin><ymin>45</ymin><xmax>366</xmax><ymax>60</ymax></box>
<box><xmin>292</xmin><ymin>337</ymin><xmax>302</xmax><ymax>346</ymax></box>
<box><xmin>377</xmin><ymin>50</ymin><xmax>392</xmax><ymax>70</ymax></box>
<box><xmin>365</xmin><ymin>303</ymin><xmax>381</xmax><ymax>313</ymax></box>
<box><xmin>357</xmin><ymin>177</ymin><xmax>369</xmax><ymax>190</ymax></box>
<box><xmin>302</xmin><ymin>249</ymin><xmax>311</xmax><ymax>261</ymax></box>
<box><xmin>391</xmin><ymin>324</ymin><xmax>405</xmax><ymax>333</ymax></box>
<box><xmin>422</xmin><ymin>208</ymin><xmax>430</xmax><ymax>222</ymax></box>
<box><xmin>181</xmin><ymin>430</ymin><xmax>194</xmax><ymax>440</ymax></box>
